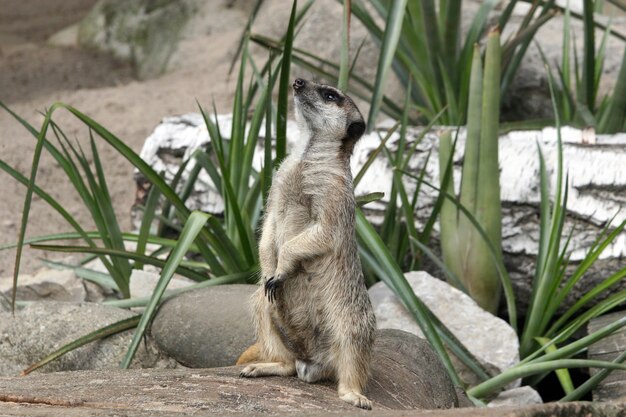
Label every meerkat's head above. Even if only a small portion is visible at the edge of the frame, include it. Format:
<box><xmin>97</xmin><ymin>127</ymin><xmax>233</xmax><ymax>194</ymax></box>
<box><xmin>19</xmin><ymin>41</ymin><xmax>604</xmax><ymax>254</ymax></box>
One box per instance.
<box><xmin>293</xmin><ymin>78</ymin><xmax>366</xmax><ymax>157</ymax></box>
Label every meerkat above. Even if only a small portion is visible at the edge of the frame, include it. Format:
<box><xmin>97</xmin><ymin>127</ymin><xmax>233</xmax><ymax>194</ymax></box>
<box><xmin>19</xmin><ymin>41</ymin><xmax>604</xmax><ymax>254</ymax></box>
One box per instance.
<box><xmin>238</xmin><ymin>78</ymin><xmax>376</xmax><ymax>409</ymax></box>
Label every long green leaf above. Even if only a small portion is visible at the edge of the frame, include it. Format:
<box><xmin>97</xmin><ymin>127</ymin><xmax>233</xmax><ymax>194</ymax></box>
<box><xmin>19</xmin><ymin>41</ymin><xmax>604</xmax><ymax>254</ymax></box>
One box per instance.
<box><xmin>104</xmin><ymin>271</ymin><xmax>254</xmax><ymax>308</ymax></box>
<box><xmin>121</xmin><ymin>211</ymin><xmax>210</xmax><ymax>368</ymax></box>
<box><xmin>470</xmin><ymin>359</ymin><xmax>626</xmax><ymax>399</ymax></box>
<box><xmin>536</xmin><ymin>337</ymin><xmax>575</xmax><ymax>394</ymax></box>
<box><xmin>367</xmin><ymin>0</ymin><xmax>408</xmax><ymax>129</ymax></box>
<box><xmin>275</xmin><ymin>0</ymin><xmax>298</xmax><ymax>165</ymax></box>
<box><xmin>338</xmin><ymin>0</ymin><xmax>351</xmax><ymax>91</ymax></box>
<box><xmin>135</xmin><ymin>181</ymin><xmax>162</xmax><ymax>270</ymax></box>
<box><xmin>30</xmin><ymin>244</ymin><xmax>208</xmax><ymax>283</ymax></box>
<box><xmin>582</xmin><ymin>0</ymin><xmax>596</xmax><ymax>111</ymax></box>
<box><xmin>11</xmin><ymin>105</ymin><xmax>59</xmax><ymax>312</ymax></box>
<box><xmin>353</xmin><ymin>123</ymin><xmax>399</xmax><ymax>187</ymax></box>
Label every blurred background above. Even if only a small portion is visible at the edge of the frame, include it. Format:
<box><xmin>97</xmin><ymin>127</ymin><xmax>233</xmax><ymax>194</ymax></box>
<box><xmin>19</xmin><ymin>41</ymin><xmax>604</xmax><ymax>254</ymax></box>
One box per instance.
<box><xmin>0</xmin><ymin>0</ymin><xmax>625</xmax><ymax>278</ymax></box>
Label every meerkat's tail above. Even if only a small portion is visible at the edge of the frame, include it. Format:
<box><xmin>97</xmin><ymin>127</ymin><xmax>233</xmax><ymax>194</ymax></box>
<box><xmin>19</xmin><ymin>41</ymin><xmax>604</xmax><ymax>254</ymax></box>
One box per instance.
<box><xmin>236</xmin><ymin>343</ymin><xmax>262</xmax><ymax>365</ymax></box>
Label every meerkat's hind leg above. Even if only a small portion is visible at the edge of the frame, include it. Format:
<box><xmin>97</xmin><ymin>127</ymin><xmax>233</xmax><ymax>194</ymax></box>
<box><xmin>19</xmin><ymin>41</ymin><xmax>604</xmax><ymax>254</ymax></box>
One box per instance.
<box><xmin>240</xmin><ymin>361</ymin><xmax>296</xmax><ymax>378</ymax></box>
<box><xmin>338</xmin><ymin>388</ymin><xmax>372</xmax><ymax>410</ymax></box>
<box><xmin>336</xmin><ymin>347</ymin><xmax>373</xmax><ymax>409</ymax></box>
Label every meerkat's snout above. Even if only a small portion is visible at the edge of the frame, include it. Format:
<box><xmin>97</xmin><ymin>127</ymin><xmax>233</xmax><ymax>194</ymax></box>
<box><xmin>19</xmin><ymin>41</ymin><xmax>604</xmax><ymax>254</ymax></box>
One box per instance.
<box><xmin>293</xmin><ymin>78</ymin><xmax>306</xmax><ymax>91</ymax></box>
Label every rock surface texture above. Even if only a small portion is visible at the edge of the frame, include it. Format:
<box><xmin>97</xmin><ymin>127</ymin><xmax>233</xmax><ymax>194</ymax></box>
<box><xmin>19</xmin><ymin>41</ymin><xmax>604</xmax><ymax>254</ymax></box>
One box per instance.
<box><xmin>0</xmin><ymin>370</ymin><xmax>623</xmax><ymax>416</ymax></box>
<box><xmin>0</xmin><ymin>302</ymin><xmax>176</xmax><ymax>376</ymax></box>
<box><xmin>369</xmin><ymin>271</ymin><xmax>519</xmax><ymax>388</ymax></box>
<box><xmin>135</xmin><ymin>116</ymin><xmax>626</xmax><ymax>314</ymax></box>
<box><xmin>151</xmin><ymin>284</ymin><xmax>257</xmax><ymax>368</ymax></box>
<box><xmin>0</xmin><ymin>329</ymin><xmax>460</xmax><ymax>413</ymax></box>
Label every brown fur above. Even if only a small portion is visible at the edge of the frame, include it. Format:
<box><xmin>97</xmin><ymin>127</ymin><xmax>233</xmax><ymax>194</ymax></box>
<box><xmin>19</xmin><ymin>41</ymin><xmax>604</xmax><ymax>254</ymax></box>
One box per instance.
<box><xmin>239</xmin><ymin>79</ymin><xmax>376</xmax><ymax>410</ymax></box>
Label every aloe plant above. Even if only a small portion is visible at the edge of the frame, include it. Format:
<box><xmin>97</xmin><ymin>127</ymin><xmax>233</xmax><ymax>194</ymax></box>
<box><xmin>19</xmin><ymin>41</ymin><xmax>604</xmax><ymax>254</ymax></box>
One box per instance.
<box><xmin>438</xmin><ymin>29</ymin><xmax>503</xmax><ymax>314</ymax></box>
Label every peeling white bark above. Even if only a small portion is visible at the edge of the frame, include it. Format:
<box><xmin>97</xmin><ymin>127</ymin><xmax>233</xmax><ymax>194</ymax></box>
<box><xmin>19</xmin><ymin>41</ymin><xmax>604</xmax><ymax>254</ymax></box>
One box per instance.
<box><xmin>135</xmin><ymin>114</ymin><xmax>626</xmax><ymax>310</ymax></box>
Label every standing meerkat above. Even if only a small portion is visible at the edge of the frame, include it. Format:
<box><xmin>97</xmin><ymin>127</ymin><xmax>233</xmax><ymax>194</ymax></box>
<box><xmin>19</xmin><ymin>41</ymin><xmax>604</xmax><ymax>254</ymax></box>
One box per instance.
<box><xmin>238</xmin><ymin>78</ymin><xmax>376</xmax><ymax>409</ymax></box>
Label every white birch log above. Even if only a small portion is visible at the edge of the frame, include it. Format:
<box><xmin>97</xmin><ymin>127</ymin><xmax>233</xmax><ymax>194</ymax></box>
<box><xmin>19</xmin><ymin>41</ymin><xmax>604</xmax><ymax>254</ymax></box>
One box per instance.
<box><xmin>135</xmin><ymin>114</ymin><xmax>626</xmax><ymax>312</ymax></box>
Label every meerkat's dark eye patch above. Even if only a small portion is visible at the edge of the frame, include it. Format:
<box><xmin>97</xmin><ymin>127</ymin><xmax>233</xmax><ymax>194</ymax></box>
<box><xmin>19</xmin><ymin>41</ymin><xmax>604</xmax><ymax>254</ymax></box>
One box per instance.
<box><xmin>318</xmin><ymin>88</ymin><xmax>344</xmax><ymax>105</ymax></box>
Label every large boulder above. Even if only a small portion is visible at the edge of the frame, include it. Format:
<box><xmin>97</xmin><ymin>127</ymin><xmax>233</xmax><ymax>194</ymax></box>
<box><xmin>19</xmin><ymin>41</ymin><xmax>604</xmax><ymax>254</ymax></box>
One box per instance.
<box><xmin>369</xmin><ymin>328</ymin><xmax>459</xmax><ymax>409</ymax></box>
<box><xmin>369</xmin><ymin>271</ymin><xmax>519</xmax><ymax>388</ymax></box>
<box><xmin>0</xmin><ymin>301</ymin><xmax>177</xmax><ymax>376</ymax></box>
<box><xmin>151</xmin><ymin>284</ymin><xmax>258</xmax><ymax>367</ymax></box>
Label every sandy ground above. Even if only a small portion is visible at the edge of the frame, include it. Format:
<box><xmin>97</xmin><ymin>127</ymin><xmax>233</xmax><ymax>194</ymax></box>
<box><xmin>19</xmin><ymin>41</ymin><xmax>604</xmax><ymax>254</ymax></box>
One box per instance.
<box><xmin>0</xmin><ymin>1</ymin><xmax>252</xmax><ymax>280</ymax></box>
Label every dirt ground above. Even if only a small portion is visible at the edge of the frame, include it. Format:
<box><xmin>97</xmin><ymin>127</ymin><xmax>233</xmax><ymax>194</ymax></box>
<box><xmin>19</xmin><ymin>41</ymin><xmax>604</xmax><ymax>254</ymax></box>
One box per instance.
<box><xmin>0</xmin><ymin>0</ymin><xmax>250</xmax><ymax>280</ymax></box>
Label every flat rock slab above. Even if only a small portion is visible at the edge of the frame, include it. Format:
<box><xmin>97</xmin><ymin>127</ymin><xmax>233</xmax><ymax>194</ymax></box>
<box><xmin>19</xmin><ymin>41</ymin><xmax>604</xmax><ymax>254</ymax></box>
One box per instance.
<box><xmin>0</xmin><ymin>369</ymin><xmax>622</xmax><ymax>417</ymax></box>
<box><xmin>0</xmin><ymin>366</ymin><xmax>429</xmax><ymax>414</ymax></box>
<box><xmin>0</xmin><ymin>382</ymin><xmax>623</xmax><ymax>417</ymax></box>
<box><xmin>0</xmin><ymin>329</ymin><xmax>458</xmax><ymax>412</ymax></box>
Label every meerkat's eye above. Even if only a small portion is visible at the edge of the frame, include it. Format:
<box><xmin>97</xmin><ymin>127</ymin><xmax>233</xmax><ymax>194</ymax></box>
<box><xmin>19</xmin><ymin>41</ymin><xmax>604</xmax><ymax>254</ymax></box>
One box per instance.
<box><xmin>325</xmin><ymin>92</ymin><xmax>338</xmax><ymax>102</ymax></box>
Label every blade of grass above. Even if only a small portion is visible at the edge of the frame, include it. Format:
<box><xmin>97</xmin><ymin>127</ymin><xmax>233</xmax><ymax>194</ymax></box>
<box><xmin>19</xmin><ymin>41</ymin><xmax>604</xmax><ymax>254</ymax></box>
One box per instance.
<box><xmin>536</xmin><ymin>337</ymin><xmax>575</xmax><ymax>394</ymax></box>
<box><xmin>41</xmin><ymin>259</ymin><xmax>118</xmax><ymax>291</ymax></box>
<box><xmin>275</xmin><ymin>0</ymin><xmax>298</xmax><ymax>165</ymax></box>
<box><xmin>120</xmin><ymin>211</ymin><xmax>210</xmax><ymax>368</ymax></box>
<box><xmin>410</xmin><ymin>237</ymin><xmax>467</xmax><ymax>293</ymax></box>
<box><xmin>561</xmin><ymin>348</ymin><xmax>626</xmax><ymax>401</ymax></box>
<box><xmin>582</xmin><ymin>0</ymin><xmax>596</xmax><ymax>111</ymax></box>
<box><xmin>135</xmin><ymin>181</ymin><xmax>162</xmax><ymax>270</ymax></box>
<box><xmin>470</xmin><ymin>359</ymin><xmax>626</xmax><ymax>399</ymax></box>
<box><xmin>30</xmin><ymin>244</ymin><xmax>208</xmax><ymax>283</ymax></box>
<box><xmin>353</xmin><ymin>122</ymin><xmax>400</xmax><ymax>187</ymax></box>
<box><xmin>356</xmin><ymin>192</ymin><xmax>385</xmax><ymax>207</ymax></box>
<box><xmin>11</xmin><ymin>104</ymin><xmax>59</xmax><ymax>312</ymax></box>
<box><xmin>104</xmin><ymin>270</ymin><xmax>254</xmax><ymax>309</ymax></box>
<box><xmin>338</xmin><ymin>0</ymin><xmax>351</xmax><ymax>91</ymax></box>
<box><xmin>367</xmin><ymin>0</ymin><xmax>408</xmax><ymax>130</ymax></box>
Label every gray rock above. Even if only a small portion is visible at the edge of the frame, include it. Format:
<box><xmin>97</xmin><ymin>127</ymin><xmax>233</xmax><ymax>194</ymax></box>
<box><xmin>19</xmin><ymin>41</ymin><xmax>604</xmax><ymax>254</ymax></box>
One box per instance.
<box><xmin>488</xmin><ymin>386</ymin><xmax>543</xmax><ymax>408</ymax></box>
<box><xmin>151</xmin><ymin>284</ymin><xmax>257</xmax><ymax>367</ymax></box>
<box><xmin>0</xmin><ymin>301</ymin><xmax>177</xmax><ymax>376</ymax></box>
<box><xmin>0</xmin><ymin>268</ymin><xmax>87</xmax><ymax>303</ymax></box>
<box><xmin>369</xmin><ymin>271</ymin><xmax>519</xmax><ymax>388</ymax></box>
<box><xmin>371</xmin><ymin>329</ymin><xmax>459</xmax><ymax>409</ymax></box>
<box><xmin>78</xmin><ymin>0</ymin><xmax>196</xmax><ymax>79</ymax></box>
<box><xmin>129</xmin><ymin>269</ymin><xmax>194</xmax><ymax>300</ymax></box>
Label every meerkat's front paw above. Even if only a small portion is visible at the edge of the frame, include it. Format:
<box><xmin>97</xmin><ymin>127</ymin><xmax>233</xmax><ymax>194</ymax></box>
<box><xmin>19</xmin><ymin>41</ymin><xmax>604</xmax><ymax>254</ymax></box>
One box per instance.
<box><xmin>264</xmin><ymin>273</ymin><xmax>285</xmax><ymax>303</ymax></box>
<box><xmin>240</xmin><ymin>364</ymin><xmax>260</xmax><ymax>378</ymax></box>
<box><xmin>340</xmin><ymin>391</ymin><xmax>372</xmax><ymax>410</ymax></box>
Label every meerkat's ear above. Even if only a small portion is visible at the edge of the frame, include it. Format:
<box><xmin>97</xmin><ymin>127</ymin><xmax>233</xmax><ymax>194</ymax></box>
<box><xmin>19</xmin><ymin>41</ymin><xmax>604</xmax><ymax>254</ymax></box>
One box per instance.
<box><xmin>347</xmin><ymin>120</ymin><xmax>366</xmax><ymax>140</ymax></box>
